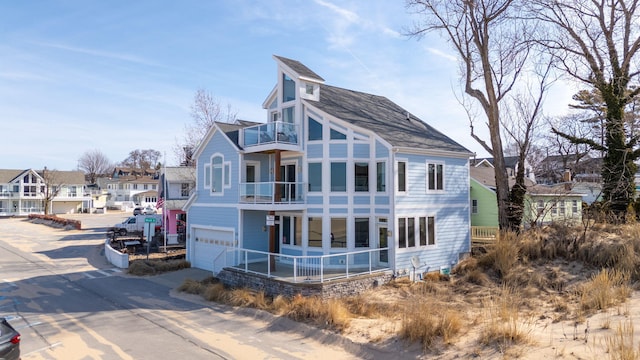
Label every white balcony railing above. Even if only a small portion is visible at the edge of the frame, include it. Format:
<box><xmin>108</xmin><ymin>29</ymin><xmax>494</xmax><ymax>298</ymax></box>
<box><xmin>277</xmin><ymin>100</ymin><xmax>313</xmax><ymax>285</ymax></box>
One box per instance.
<box><xmin>221</xmin><ymin>247</ymin><xmax>390</xmax><ymax>283</ymax></box>
<box><xmin>242</xmin><ymin>121</ymin><xmax>299</xmax><ymax>148</ymax></box>
<box><xmin>239</xmin><ymin>181</ymin><xmax>304</xmax><ymax>204</ymax></box>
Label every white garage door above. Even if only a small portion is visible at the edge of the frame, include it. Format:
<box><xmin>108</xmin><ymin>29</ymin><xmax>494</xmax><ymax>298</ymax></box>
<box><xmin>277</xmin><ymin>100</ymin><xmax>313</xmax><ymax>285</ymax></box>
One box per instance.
<box><xmin>52</xmin><ymin>201</ymin><xmax>79</xmax><ymax>214</ymax></box>
<box><xmin>192</xmin><ymin>227</ymin><xmax>234</xmax><ymax>272</ymax></box>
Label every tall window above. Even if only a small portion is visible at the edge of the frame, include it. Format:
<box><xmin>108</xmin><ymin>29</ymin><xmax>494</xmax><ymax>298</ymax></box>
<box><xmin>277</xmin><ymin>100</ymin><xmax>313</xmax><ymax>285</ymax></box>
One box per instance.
<box><xmin>572</xmin><ymin>200</ymin><xmax>578</xmax><ymax>213</ymax></box>
<box><xmin>427</xmin><ymin>163</ymin><xmax>444</xmax><ymax>191</ymax></box>
<box><xmin>331</xmin><ymin>218</ymin><xmax>347</xmax><ymax>248</ymax></box>
<box><xmin>419</xmin><ymin>217</ymin><xmax>427</xmax><ymax>246</ymax></box>
<box><xmin>331</xmin><ymin>162</ymin><xmax>346</xmax><ymax>192</ymax></box>
<box><xmin>397</xmin><ymin>161</ymin><xmax>406</xmax><ymax>192</ymax></box>
<box><xmin>282</xmin><ymin>106</ymin><xmax>294</xmax><ymax>123</ymax></box>
<box><xmin>427</xmin><ymin>216</ymin><xmax>435</xmax><ymax>245</ymax></box>
<box><xmin>559</xmin><ymin>200</ymin><xmax>565</xmax><ymax>215</ymax></box>
<box><xmin>355</xmin><ymin>218</ymin><xmax>369</xmax><ymax>247</ymax></box>
<box><xmin>376</xmin><ymin>161</ymin><xmax>386</xmax><ymax>192</ymax></box>
<box><xmin>308</xmin><ymin>163</ymin><xmax>322</xmax><ymax>192</ymax></box>
<box><xmin>399</xmin><ymin>216</ymin><xmax>435</xmax><ymax>248</ymax></box>
<box><xmin>471</xmin><ymin>199</ymin><xmax>478</xmax><ymax>214</ymax></box>
<box><xmin>398</xmin><ymin>218</ymin><xmax>406</xmax><ymax>248</ymax></box>
<box><xmin>308</xmin><ymin>217</ymin><xmax>322</xmax><ymax>247</ymax></box>
<box><xmin>283</xmin><ymin>74</ymin><xmax>295</xmax><ymax>102</ymax></box>
<box><xmin>212</xmin><ymin>156</ymin><xmax>223</xmax><ymax>193</ymax></box>
<box><xmin>294</xmin><ymin>216</ymin><xmax>302</xmax><ymax>246</ymax></box>
<box><xmin>224</xmin><ymin>163</ymin><xmax>230</xmax><ymax>187</ymax></box>
<box><xmin>204</xmin><ymin>164</ymin><xmax>211</xmax><ymax>190</ymax></box>
<box><xmin>308</xmin><ymin>117</ymin><xmax>322</xmax><ymax>141</ymax></box>
<box><xmin>355</xmin><ymin>162</ymin><xmax>369</xmax><ymax>192</ymax></box>
<box><xmin>537</xmin><ymin>200</ymin><xmax>544</xmax><ymax>215</ymax></box>
<box><xmin>407</xmin><ymin>218</ymin><xmax>415</xmax><ymax>247</ymax></box>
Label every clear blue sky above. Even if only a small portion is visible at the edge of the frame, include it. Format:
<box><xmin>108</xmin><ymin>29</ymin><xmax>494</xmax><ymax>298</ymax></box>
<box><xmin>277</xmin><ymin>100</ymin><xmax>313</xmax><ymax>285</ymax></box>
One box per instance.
<box><xmin>0</xmin><ymin>0</ymin><xmax>574</xmax><ymax>171</ymax></box>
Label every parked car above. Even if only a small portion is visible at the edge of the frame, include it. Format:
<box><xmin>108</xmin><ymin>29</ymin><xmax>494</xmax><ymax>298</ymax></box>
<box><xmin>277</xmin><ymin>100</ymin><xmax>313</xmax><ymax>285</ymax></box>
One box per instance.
<box><xmin>133</xmin><ymin>206</ymin><xmax>156</xmax><ymax>215</ymax></box>
<box><xmin>142</xmin><ymin>206</ymin><xmax>156</xmax><ymax>215</ymax></box>
<box><xmin>0</xmin><ymin>318</ymin><xmax>20</xmax><ymax>360</ymax></box>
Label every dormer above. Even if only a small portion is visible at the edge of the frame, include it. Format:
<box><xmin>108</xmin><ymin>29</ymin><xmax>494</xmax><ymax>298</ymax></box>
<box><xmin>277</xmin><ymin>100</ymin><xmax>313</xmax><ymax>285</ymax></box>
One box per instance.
<box><xmin>272</xmin><ymin>55</ymin><xmax>324</xmax><ymax>104</ymax></box>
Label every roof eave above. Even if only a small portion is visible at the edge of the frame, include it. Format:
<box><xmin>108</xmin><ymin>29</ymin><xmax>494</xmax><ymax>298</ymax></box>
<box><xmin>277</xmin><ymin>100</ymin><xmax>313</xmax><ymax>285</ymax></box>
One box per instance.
<box><xmin>393</xmin><ymin>146</ymin><xmax>475</xmax><ymax>159</ymax></box>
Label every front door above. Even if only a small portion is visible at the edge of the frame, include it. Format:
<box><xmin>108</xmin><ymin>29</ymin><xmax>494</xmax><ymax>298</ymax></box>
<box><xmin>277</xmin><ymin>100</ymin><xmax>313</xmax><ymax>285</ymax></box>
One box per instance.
<box><xmin>378</xmin><ymin>225</ymin><xmax>388</xmax><ymax>264</ymax></box>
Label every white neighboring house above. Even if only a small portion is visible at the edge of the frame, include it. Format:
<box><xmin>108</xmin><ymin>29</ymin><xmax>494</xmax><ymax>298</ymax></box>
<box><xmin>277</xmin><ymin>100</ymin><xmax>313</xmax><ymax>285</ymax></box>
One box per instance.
<box><xmin>97</xmin><ymin>167</ymin><xmax>159</xmax><ymax>211</ymax></box>
<box><xmin>0</xmin><ymin>169</ymin><xmax>90</xmax><ymax>216</ymax></box>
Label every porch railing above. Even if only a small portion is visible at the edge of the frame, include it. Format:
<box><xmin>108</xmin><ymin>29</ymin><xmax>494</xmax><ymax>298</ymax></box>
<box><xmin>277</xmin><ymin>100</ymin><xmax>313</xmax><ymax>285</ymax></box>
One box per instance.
<box><xmin>471</xmin><ymin>226</ymin><xmax>499</xmax><ymax>246</ymax></box>
<box><xmin>221</xmin><ymin>247</ymin><xmax>390</xmax><ymax>283</ymax></box>
<box><xmin>239</xmin><ymin>182</ymin><xmax>305</xmax><ymax>204</ymax></box>
<box><xmin>243</xmin><ymin>121</ymin><xmax>300</xmax><ymax>148</ymax></box>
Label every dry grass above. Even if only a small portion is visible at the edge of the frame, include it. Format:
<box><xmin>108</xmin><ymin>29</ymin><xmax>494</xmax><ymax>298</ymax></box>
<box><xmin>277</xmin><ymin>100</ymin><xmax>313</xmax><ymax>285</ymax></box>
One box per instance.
<box><xmin>175</xmin><ymin>222</ymin><xmax>640</xmax><ymax>356</ymax></box>
<box><xmin>605</xmin><ymin>319</ymin><xmax>640</xmax><ymax>360</ymax></box>
<box><xmin>478</xmin><ymin>287</ymin><xmax>532</xmax><ymax>348</ymax></box>
<box><xmin>400</xmin><ymin>302</ymin><xmax>464</xmax><ymax>350</ymax></box>
<box><xmin>127</xmin><ymin>259</ymin><xmax>191</xmax><ymax>275</ymax></box>
<box><xmin>578</xmin><ymin>269</ymin><xmax>631</xmax><ymax>314</ymax></box>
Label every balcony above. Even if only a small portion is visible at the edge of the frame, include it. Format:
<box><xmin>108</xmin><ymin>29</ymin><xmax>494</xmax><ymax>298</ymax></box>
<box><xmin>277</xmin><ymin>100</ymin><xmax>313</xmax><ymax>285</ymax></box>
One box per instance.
<box><xmin>239</xmin><ymin>181</ymin><xmax>304</xmax><ymax>205</ymax></box>
<box><xmin>242</xmin><ymin>121</ymin><xmax>300</xmax><ymax>153</ymax></box>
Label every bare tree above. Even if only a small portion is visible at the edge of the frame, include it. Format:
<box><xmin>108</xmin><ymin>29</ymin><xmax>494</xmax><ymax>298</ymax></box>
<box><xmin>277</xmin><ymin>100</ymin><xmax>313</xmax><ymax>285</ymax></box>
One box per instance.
<box><xmin>40</xmin><ymin>167</ymin><xmax>63</xmax><ymax>215</ymax></box>
<box><xmin>406</xmin><ymin>0</ymin><xmax>532</xmax><ymax>230</ymax></box>
<box><xmin>174</xmin><ymin>88</ymin><xmax>237</xmax><ymax>166</ymax></box>
<box><xmin>541</xmin><ymin>113</ymin><xmax>594</xmax><ymax>183</ymax></box>
<box><xmin>530</xmin><ymin>0</ymin><xmax>640</xmax><ymax>217</ymax></box>
<box><xmin>120</xmin><ymin>149</ymin><xmax>162</xmax><ymax>172</ymax></box>
<box><xmin>77</xmin><ymin>149</ymin><xmax>112</xmax><ymax>184</ymax></box>
<box><xmin>501</xmin><ymin>62</ymin><xmax>554</xmax><ymax>228</ymax></box>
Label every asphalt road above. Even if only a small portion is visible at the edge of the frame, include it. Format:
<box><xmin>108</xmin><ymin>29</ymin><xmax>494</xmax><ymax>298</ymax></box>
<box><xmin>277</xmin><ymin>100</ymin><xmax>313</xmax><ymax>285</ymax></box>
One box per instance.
<box><xmin>0</xmin><ymin>213</ymin><xmax>392</xmax><ymax>360</ymax></box>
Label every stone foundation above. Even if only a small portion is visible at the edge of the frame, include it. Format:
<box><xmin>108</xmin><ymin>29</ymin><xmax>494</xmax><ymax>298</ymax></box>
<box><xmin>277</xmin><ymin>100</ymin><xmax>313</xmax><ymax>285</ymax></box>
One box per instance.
<box><xmin>217</xmin><ymin>268</ymin><xmax>395</xmax><ymax>299</ymax></box>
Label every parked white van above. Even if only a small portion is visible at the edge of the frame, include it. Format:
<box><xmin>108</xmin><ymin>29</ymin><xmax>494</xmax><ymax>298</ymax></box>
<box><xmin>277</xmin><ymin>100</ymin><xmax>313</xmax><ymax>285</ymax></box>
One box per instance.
<box><xmin>113</xmin><ymin>214</ymin><xmax>162</xmax><ymax>236</ymax></box>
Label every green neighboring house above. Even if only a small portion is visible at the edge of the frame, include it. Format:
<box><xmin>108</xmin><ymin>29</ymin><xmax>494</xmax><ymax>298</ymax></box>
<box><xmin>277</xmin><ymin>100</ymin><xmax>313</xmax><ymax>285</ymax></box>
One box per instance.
<box><xmin>470</xmin><ymin>166</ymin><xmax>583</xmax><ymax>228</ymax></box>
<box><xmin>470</xmin><ymin>167</ymin><xmax>499</xmax><ymax>227</ymax></box>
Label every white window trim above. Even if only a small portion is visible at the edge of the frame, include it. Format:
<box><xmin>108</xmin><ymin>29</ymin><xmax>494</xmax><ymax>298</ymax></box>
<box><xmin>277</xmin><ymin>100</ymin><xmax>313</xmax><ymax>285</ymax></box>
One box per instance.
<box><xmin>203</xmin><ymin>164</ymin><xmax>211</xmax><ymax>190</ymax></box>
<box><xmin>426</xmin><ymin>161</ymin><xmax>445</xmax><ymax>193</ymax></box>
<box><xmin>396</xmin><ymin>159</ymin><xmax>408</xmax><ymax>194</ymax></box>
<box><xmin>397</xmin><ymin>215</ymin><xmax>437</xmax><ymax>250</ymax></box>
<box><xmin>210</xmin><ymin>153</ymin><xmax>225</xmax><ymax>196</ymax></box>
<box><xmin>354</xmin><ymin>159</ymin><xmax>370</xmax><ymax>193</ymax></box>
<box><xmin>376</xmin><ymin>160</ymin><xmax>388</xmax><ymax>194</ymax></box>
<box><xmin>224</xmin><ymin>161</ymin><xmax>232</xmax><ymax>189</ymax></box>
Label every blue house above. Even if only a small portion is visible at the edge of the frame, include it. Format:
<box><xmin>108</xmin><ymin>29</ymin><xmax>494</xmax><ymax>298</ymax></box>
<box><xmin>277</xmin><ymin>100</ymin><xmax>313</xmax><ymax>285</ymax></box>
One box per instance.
<box><xmin>185</xmin><ymin>55</ymin><xmax>473</xmax><ymax>284</ymax></box>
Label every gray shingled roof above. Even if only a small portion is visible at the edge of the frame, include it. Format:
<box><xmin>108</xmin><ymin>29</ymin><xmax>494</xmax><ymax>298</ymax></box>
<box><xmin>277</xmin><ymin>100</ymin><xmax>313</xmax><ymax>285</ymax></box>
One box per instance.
<box><xmin>0</xmin><ymin>169</ymin><xmax>85</xmax><ymax>184</ymax></box>
<box><xmin>274</xmin><ymin>55</ymin><xmax>325</xmax><ymax>82</ymax></box>
<box><xmin>309</xmin><ymin>84</ymin><xmax>471</xmax><ymax>154</ymax></box>
<box><xmin>470</xmin><ymin>166</ymin><xmax>535</xmax><ymax>189</ymax></box>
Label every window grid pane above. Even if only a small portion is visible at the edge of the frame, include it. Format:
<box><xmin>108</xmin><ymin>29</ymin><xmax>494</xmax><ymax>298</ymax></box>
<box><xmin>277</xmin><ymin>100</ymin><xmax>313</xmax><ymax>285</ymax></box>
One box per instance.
<box><xmin>331</xmin><ymin>218</ymin><xmax>347</xmax><ymax>248</ymax></box>
<box><xmin>331</xmin><ymin>162</ymin><xmax>347</xmax><ymax>192</ymax></box>
<box><xmin>428</xmin><ymin>217</ymin><xmax>435</xmax><ymax>245</ymax></box>
<box><xmin>308</xmin><ymin>163</ymin><xmax>322</xmax><ymax>192</ymax></box>
<box><xmin>408</xmin><ymin>218</ymin><xmax>415</xmax><ymax>247</ymax></box>
<box><xmin>376</xmin><ymin>162</ymin><xmax>386</xmax><ymax>192</ymax></box>
<box><xmin>398</xmin><ymin>218</ymin><xmax>406</xmax><ymax>248</ymax></box>
<box><xmin>419</xmin><ymin>217</ymin><xmax>427</xmax><ymax>246</ymax></box>
<box><xmin>398</xmin><ymin>162</ymin><xmax>406</xmax><ymax>192</ymax></box>
<box><xmin>355</xmin><ymin>162</ymin><xmax>369</xmax><ymax>192</ymax></box>
<box><xmin>355</xmin><ymin>218</ymin><xmax>369</xmax><ymax>247</ymax></box>
<box><xmin>308</xmin><ymin>217</ymin><xmax>322</xmax><ymax>247</ymax></box>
